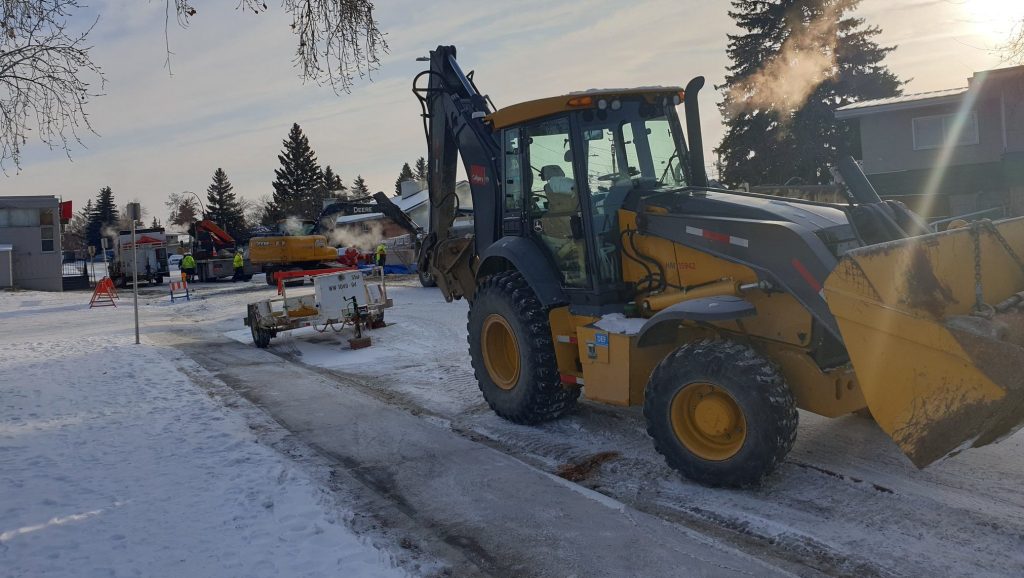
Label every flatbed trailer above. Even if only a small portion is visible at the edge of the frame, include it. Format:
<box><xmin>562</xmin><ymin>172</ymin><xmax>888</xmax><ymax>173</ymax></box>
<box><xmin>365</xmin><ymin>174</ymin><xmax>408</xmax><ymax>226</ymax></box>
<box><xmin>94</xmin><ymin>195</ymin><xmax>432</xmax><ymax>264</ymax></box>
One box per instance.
<box><xmin>244</xmin><ymin>268</ymin><xmax>391</xmax><ymax>348</ymax></box>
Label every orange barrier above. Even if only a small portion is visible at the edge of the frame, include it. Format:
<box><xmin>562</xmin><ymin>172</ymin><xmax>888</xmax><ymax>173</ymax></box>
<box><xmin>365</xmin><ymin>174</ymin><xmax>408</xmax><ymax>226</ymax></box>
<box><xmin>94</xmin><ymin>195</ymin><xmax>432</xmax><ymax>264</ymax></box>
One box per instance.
<box><xmin>89</xmin><ymin>277</ymin><xmax>119</xmax><ymax>308</ymax></box>
<box><xmin>169</xmin><ymin>280</ymin><xmax>190</xmax><ymax>302</ymax></box>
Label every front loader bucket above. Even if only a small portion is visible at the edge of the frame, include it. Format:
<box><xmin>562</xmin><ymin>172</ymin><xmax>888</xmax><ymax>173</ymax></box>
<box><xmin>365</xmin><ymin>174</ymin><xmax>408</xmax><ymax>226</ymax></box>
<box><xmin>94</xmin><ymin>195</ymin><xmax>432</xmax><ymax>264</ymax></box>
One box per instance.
<box><xmin>824</xmin><ymin>217</ymin><xmax>1024</xmax><ymax>467</ymax></box>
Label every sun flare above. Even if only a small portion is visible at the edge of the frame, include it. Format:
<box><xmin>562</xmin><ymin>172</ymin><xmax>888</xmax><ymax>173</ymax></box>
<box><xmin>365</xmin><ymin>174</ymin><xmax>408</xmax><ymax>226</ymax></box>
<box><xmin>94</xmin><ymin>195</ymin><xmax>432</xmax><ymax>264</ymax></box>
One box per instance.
<box><xmin>957</xmin><ymin>0</ymin><xmax>1024</xmax><ymax>42</ymax></box>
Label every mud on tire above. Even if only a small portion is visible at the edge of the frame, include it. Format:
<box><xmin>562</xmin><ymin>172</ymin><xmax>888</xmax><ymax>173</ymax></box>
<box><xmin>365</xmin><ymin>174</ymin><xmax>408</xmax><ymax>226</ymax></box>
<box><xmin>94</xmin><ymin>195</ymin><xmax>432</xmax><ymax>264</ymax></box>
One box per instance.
<box><xmin>643</xmin><ymin>339</ymin><xmax>798</xmax><ymax>488</ymax></box>
<box><xmin>468</xmin><ymin>271</ymin><xmax>579</xmax><ymax>423</ymax></box>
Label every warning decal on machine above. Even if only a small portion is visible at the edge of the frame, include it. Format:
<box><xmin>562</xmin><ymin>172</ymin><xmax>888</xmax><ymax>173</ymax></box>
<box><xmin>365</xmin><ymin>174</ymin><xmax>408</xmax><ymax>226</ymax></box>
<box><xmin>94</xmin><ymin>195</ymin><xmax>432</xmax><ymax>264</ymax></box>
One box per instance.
<box><xmin>470</xmin><ymin>165</ymin><xmax>489</xmax><ymax>185</ymax></box>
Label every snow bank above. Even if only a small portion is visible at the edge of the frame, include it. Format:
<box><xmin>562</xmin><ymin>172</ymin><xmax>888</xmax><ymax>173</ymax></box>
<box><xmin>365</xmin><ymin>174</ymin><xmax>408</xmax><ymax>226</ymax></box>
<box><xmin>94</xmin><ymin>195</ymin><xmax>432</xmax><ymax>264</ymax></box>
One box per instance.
<box><xmin>0</xmin><ymin>294</ymin><xmax>403</xmax><ymax>578</ymax></box>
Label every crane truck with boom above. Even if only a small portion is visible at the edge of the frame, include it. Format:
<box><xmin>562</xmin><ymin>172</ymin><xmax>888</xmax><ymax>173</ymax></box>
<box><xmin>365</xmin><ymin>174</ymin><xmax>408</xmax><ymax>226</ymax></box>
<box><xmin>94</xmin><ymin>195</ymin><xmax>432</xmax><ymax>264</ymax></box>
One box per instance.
<box><xmin>414</xmin><ymin>45</ymin><xmax>1024</xmax><ymax>487</ymax></box>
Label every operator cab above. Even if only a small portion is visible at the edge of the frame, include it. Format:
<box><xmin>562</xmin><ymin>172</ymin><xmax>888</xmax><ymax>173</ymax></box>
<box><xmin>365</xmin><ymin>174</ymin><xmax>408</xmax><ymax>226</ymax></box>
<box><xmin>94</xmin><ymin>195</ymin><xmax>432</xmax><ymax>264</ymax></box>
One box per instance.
<box><xmin>489</xmin><ymin>88</ymin><xmax>692</xmax><ymax>310</ymax></box>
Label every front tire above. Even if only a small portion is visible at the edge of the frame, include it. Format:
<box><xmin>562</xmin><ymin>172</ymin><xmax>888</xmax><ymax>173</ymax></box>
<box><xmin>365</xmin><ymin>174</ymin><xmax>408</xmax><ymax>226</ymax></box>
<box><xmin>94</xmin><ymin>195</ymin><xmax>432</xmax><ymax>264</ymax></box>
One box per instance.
<box><xmin>418</xmin><ymin>266</ymin><xmax>437</xmax><ymax>288</ymax></box>
<box><xmin>468</xmin><ymin>271</ymin><xmax>578</xmax><ymax>424</ymax></box>
<box><xmin>643</xmin><ymin>339</ymin><xmax>797</xmax><ymax>488</ymax></box>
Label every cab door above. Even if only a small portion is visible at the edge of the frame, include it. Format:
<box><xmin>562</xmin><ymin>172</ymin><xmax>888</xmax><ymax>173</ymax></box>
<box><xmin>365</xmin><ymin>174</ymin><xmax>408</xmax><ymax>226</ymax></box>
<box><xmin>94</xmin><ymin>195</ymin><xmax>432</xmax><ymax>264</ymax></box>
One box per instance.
<box><xmin>520</xmin><ymin>116</ymin><xmax>591</xmax><ymax>289</ymax></box>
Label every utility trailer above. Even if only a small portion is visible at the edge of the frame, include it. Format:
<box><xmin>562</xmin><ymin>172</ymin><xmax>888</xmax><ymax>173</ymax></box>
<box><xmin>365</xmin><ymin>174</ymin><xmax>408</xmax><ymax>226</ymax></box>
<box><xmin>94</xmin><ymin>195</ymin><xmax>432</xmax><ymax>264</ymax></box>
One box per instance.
<box><xmin>109</xmin><ymin>228</ymin><xmax>170</xmax><ymax>287</ymax></box>
<box><xmin>244</xmin><ymin>269</ymin><xmax>392</xmax><ymax>348</ymax></box>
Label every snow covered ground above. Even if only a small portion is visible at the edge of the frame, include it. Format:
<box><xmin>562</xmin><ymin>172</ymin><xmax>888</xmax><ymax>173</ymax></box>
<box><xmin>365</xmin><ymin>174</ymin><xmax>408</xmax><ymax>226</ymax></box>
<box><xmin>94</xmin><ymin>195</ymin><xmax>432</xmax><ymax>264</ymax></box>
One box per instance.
<box><xmin>6</xmin><ymin>274</ymin><xmax>1024</xmax><ymax>577</ymax></box>
<box><xmin>214</xmin><ymin>279</ymin><xmax>1024</xmax><ymax>577</ymax></box>
<box><xmin>0</xmin><ymin>290</ymin><xmax>406</xmax><ymax>577</ymax></box>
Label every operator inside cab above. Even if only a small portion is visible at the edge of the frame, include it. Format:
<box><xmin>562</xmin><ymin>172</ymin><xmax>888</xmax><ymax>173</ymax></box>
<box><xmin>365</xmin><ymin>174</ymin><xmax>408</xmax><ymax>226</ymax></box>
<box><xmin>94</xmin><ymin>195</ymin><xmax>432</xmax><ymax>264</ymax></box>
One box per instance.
<box><xmin>507</xmin><ymin>94</ymin><xmax>689</xmax><ymax>292</ymax></box>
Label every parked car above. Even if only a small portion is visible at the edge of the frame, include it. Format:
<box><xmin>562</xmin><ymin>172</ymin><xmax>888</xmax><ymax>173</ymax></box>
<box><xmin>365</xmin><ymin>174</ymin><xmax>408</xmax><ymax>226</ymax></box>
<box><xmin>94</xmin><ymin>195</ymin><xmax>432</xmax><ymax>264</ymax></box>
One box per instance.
<box><xmin>168</xmin><ymin>254</ymin><xmax>183</xmax><ymax>269</ymax></box>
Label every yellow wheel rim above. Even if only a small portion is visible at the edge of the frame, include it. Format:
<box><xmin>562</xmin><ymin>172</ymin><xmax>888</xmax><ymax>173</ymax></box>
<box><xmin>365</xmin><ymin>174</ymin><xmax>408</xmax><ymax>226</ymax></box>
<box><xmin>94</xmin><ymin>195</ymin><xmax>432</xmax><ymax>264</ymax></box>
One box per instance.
<box><xmin>482</xmin><ymin>314</ymin><xmax>521</xmax><ymax>390</ymax></box>
<box><xmin>670</xmin><ymin>382</ymin><xmax>746</xmax><ymax>461</ymax></box>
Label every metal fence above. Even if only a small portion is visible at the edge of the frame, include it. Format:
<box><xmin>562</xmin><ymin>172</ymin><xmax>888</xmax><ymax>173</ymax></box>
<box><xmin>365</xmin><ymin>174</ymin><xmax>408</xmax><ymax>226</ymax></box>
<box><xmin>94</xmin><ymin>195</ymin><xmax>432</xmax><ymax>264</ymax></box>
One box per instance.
<box><xmin>61</xmin><ymin>258</ymin><xmax>91</xmax><ymax>290</ymax></box>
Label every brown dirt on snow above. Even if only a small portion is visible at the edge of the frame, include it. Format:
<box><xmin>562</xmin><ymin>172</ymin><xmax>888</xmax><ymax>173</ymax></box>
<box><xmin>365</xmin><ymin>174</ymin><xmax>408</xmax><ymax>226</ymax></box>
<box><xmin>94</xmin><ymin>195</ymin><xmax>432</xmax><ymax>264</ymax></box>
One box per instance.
<box><xmin>556</xmin><ymin>451</ymin><xmax>621</xmax><ymax>482</ymax></box>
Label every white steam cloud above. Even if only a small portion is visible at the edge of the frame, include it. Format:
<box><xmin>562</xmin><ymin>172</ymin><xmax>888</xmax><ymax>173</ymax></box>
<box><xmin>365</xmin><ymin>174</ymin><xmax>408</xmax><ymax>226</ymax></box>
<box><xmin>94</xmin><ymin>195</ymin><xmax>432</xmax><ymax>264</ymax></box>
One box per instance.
<box><xmin>328</xmin><ymin>222</ymin><xmax>384</xmax><ymax>252</ymax></box>
<box><xmin>726</xmin><ymin>5</ymin><xmax>840</xmax><ymax>120</ymax></box>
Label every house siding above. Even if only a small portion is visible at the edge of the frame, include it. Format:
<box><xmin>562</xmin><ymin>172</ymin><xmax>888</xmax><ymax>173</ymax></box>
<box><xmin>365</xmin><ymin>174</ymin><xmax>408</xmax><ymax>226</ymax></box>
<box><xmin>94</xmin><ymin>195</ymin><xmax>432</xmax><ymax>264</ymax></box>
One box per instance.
<box><xmin>840</xmin><ymin>68</ymin><xmax>1024</xmax><ymax>219</ymax></box>
<box><xmin>857</xmin><ymin>96</ymin><xmax>1010</xmax><ymax>178</ymax></box>
<box><xmin>0</xmin><ymin>196</ymin><xmax>63</xmax><ymax>292</ymax></box>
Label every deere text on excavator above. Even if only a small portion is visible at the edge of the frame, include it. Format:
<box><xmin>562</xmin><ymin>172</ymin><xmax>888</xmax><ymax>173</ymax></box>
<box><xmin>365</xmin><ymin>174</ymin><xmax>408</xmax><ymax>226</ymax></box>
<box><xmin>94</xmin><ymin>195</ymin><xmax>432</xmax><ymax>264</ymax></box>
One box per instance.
<box><xmin>414</xmin><ymin>45</ymin><xmax>1024</xmax><ymax>487</ymax></box>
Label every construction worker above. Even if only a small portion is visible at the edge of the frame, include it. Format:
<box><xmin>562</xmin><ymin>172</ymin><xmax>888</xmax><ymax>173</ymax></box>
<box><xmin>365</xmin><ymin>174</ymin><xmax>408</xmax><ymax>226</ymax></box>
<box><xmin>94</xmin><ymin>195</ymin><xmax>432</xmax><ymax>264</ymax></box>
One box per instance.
<box><xmin>181</xmin><ymin>252</ymin><xmax>196</xmax><ymax>283</ymax></box>
<box><xmin>374</xmin><ymin>242</ymin><xmax>387</xmax><ymax>270</ymax></box>
<box><xmin>232</xmin><ymin>250</ymin><xmax>244</xmax><ymax>282</ymax></box>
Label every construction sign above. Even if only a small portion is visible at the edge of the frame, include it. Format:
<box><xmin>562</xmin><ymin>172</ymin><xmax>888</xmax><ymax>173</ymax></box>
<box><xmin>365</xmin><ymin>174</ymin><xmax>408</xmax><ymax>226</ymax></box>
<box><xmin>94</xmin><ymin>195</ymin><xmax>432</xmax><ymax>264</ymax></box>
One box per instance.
<box><xmin>89</xmin><ymin>277</ymin><xmax>119</xmax><ymax>308</ymax></box>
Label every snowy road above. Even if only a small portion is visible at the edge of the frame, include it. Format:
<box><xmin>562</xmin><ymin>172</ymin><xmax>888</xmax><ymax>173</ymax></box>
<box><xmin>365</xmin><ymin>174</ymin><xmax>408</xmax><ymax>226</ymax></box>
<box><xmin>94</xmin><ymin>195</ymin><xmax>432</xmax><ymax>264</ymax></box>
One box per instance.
<box><xmin>208</xmin><ymin>277</ymin><xmax>1024</xmax><ymax>578</ymax></box>
<box><xmin>5</xmin><ymin>276</ymin><xmax>1024</xmax><ymax>577</ymax></box>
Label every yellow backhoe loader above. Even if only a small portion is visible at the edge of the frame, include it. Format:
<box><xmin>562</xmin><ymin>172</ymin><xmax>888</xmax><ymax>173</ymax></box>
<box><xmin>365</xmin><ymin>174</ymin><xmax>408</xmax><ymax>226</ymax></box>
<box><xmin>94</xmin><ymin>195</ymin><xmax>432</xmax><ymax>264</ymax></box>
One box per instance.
<box><xmin>413</xmin><ymin>45</ymin><xmax>1024</xmax><ymax>487</ymax></box>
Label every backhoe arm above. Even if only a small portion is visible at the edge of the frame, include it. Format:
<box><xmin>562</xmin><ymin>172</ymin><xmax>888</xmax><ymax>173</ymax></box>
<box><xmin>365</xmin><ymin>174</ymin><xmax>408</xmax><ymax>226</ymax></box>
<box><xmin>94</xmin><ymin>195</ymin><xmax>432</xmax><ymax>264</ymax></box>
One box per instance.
<box><xmin>414</xmin><ymin>45</ymin><xmax>501</xmax><ymax>301</ymax></box>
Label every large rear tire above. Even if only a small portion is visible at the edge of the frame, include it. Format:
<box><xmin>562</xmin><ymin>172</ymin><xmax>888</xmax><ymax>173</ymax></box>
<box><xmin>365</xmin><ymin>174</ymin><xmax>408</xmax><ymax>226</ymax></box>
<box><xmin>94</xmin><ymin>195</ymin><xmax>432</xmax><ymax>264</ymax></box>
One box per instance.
<box><xmin>468</xmin><ymin>271</ymin><xmax>578</xmax><ymax>424</ymax></box>
<box><xmin>643</xmin><ymin>339</ymin><xmax>797</xmax><ymax>488</ymax></box>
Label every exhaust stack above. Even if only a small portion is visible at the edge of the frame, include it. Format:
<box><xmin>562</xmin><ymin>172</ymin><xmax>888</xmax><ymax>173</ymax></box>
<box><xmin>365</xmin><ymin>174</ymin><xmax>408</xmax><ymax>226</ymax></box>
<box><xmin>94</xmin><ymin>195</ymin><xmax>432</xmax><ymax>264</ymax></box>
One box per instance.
<box><xmin>683</xmin><ymin>76</ymin><xmax>709</xmax><ymax>188</ymax></box>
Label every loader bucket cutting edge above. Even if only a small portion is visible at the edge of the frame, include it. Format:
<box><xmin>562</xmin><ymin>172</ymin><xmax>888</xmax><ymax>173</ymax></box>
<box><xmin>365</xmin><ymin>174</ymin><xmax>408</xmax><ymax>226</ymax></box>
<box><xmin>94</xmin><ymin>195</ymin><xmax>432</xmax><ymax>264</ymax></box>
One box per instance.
<box><xmin>824</xmin><ymin>217</ymin><xmax>1024</xmax><ymax>467</ymax></box>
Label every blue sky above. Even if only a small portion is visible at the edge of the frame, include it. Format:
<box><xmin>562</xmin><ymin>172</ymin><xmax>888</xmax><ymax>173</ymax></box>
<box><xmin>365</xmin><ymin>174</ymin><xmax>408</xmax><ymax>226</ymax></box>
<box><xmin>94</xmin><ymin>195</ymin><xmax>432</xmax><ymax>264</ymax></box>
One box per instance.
<box><xmin>2</xmin><ymin>0</ymin><xmax>1021</xmax><ymax>223</ymax></box>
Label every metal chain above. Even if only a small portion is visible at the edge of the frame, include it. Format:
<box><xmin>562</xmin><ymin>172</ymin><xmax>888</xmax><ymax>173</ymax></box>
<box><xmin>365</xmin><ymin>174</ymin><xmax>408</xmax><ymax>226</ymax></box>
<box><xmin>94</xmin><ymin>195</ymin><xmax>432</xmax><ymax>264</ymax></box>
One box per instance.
<box><xmin>982</xmin><ymin>220</ymin><xmax>1024</xmax><ymax>278</ymax></box>
<box><xmin>971</xmin><ymin>222</ymin><xmax>985</xmax><ymax>315</ymax></box>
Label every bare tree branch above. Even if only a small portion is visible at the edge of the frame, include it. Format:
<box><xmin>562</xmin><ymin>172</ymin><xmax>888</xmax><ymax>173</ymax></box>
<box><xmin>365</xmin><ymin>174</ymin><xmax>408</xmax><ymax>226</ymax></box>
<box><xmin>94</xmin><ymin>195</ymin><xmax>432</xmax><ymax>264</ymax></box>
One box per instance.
<box><xmin>0</xmin><ymin>0</ymin><xmax>105</xmax><ymax>172</ymax></box>
<box><xmin>1</xmin><ymin>0</ymin><xmax>386</xmax><ymax>171</ymax></box>
<box><xmin>1005</xmin><ymin>19</ymin><xmax>1024</xmax><ymax>64</ymax></box>
<box><xmin>168</xmin><ymin>0</ymin><xmax>387</xmax><ymax>94</ymax></box>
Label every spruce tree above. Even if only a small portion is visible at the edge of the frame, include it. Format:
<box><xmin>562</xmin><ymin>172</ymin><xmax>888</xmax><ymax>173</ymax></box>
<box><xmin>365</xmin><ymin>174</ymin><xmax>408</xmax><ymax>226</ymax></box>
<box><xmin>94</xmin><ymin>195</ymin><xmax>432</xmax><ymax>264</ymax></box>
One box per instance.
<box><xmin>205</xmin><ymin>168</ymin><xmax>247</xmax><ymax>240</ymax></box>
<box><xmin>270</xmin><ymin>123</ymin><xmax>324</xmax><ymax>219</ymax></box>
<box><xmin>395</xmin><ymin>162</ymin><xmax>415</xmax><ymax>195</ymax></box>
<box><xmin>87</xmin><ymin>186</ymin><xmax>118</xmax><ymax>248</ymax></box>
<box><xmin>716</xmin><ymin>0</ymin><xmax>902</xmax><ymax>187</ymax></box>
<box><xmin>414</xmin><ymin>157</ymin><xmax>427</xmax><ymax>181</ymax></box>
<box><xmin>351</xmin><ymin>175</ymin><xmax>370</xmax><ymax>198</ymax></box>
<box><xmin>322</xmin><ymin>165</ymin><xmax>345</xmax><ymax>194</ymax></box>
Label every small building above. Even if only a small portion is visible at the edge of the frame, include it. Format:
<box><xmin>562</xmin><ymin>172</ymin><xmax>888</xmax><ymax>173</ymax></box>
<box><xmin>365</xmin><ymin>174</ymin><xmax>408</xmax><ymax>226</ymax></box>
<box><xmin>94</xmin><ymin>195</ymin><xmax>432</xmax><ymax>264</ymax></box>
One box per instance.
<box><xmin>0</xmin><ymin>196</ymin><xmax>63</xmax><ymax>291</ymax></box>
<box><xmin>835</xmin><ymin>65</ymin><xmax>1024</xmax><ymax>219</ymax></box>
<box><xmin>0</xmin><ymin>245</ymin><xmax>12</xmax><ymax>288</ymax></box>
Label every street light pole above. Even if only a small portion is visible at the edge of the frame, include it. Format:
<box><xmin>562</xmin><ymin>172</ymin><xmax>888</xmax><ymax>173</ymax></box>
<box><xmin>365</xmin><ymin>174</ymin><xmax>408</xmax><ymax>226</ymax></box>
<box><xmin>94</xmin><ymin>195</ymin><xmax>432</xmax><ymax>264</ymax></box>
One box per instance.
<box><xmin>128</xmin><ymin>202</ymin><xmax>141</xmax><ymax>345</ymax></box>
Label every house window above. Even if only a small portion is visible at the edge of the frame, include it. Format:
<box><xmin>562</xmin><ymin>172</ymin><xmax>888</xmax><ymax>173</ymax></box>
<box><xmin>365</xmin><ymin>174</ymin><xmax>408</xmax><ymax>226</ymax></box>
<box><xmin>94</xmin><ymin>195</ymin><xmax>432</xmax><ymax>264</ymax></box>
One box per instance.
<box><xmin>40</xmin><ymin>209</ymin><xmax>55</xmax><ymax>252</ymax></box>
<box><xmin>912</xmin><ymin>111</ymin><xmax>979</xmax><ymax>150</ymax></box>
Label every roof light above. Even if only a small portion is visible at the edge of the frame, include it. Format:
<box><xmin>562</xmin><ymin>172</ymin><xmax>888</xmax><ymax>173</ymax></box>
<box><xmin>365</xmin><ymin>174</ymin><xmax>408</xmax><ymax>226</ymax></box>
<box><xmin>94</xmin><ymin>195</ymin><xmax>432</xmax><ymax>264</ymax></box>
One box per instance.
<box><xmin>677</xmin><ymin>90</ymin><xmax>686</xmax><ymax>103</ymax></box>
<box><xmin>567</xmin><ymin>96</ymin><xmax>593</xmax><ymax>107</ymax></box>
<box><xmin>597</xmin><ymin>99</ymin><xmax>608</xmax><ymax>110</ymax></box>
<box><xmin>610</xmin><ymin>99</ymin><xmax>622</xmax><ymax>111</ymax></box>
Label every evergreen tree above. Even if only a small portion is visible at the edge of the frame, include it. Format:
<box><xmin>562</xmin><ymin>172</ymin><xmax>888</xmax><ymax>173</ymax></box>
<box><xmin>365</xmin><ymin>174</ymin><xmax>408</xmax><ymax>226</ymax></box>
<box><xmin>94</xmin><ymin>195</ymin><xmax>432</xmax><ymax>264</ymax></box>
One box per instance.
<box><xmin>205</xmin><ymin>168</ymin><xmax>247</xmax><ymax>241</ymax></box>
<box><xmin>395</xmin><ymin>162</ymin><xmax>415</xmax><ymax>195</ymax></box>
<box><xmin>414</xmin><ymin>156</ymin><xmax>427</xmax><ymax>181</ymax></box>
<box><xmin>86</xmin><ymin>186</ymin><xmax>118</xmax><ymax>248</ymax></box>
<box><xmin>351</xmin><ymin>175</ymin><xmax>370</xmax><ymax>198</ymax></box>
<box><xmin>150</xmin><ymin>216</ymin><xmax>160</xmax><ymax>229</ymax></box>
<box><xmin>322</xmin><ymin>165</ymin><xmax>345</xmax><ymax>193</ymax></box>
<box><xmin>716</xmin><ymin>0</ymin><xmax>902</xmax><ymax>187</ymax></box>
<box><xmin>269</xmin><ymin>123</ymin><xmax>324</xmax><ymax>219</ymax></box>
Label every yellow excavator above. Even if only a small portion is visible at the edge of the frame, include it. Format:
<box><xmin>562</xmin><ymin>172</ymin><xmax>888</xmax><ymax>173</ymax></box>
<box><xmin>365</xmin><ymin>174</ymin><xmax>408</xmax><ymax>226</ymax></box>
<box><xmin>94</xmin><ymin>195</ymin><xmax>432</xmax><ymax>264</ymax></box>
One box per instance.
<box><xmin>414</xmin><ymin>45</ymin><xmax>1024</xmax><ymax>487</ymax></box>
<box><xmin>249</xmin><ymin>192</ymin><xmax>421</xmax><ymax>285</ymax></box>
